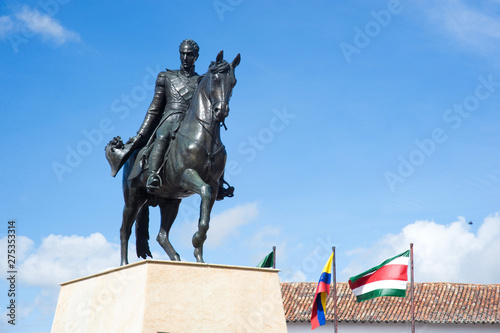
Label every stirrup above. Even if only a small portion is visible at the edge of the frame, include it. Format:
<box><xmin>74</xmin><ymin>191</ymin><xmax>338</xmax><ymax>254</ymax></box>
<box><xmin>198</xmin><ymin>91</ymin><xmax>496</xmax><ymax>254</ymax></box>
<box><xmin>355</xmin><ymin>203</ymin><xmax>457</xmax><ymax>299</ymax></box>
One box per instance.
<box><xmin>146</xmin><ymin>172</ymin><xmax>162</xmax><ymax>192</ymax></box>
<box><xmin>217</xmin><ymin>181</ymin><xmax>235</xmax><ymax>201</ymax></box>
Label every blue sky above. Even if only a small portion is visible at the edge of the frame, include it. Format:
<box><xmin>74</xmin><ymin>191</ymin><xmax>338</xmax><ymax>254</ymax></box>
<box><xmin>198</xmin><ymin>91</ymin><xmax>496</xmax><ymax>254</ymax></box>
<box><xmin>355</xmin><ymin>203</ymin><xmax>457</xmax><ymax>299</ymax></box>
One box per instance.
<box><xmin>1</xmin><ymin>0</ymin><xmax>500</xmax><ymax>331</ymax></box>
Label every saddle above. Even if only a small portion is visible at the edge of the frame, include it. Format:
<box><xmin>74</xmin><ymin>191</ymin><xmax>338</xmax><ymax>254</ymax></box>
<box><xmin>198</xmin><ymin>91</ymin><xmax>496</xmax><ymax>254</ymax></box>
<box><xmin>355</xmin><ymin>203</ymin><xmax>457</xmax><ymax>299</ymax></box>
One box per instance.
<box><xmin>127</xmin><ymin>119</ymin><xmax>181</xmax><ymax>181</ymax></box>
<box><xmin>127</xmin><ymin>144</ymin><xmax>152</xmax><ymax>180</ymax></box>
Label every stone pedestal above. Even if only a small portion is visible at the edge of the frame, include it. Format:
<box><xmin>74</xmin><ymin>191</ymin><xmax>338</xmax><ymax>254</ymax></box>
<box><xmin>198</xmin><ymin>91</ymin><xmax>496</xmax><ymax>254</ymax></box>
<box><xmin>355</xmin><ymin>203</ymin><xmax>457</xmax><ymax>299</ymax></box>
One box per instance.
<box><xmin>51</xmin><ymin>260</ymin><xmax>287</xmax><ymax>333</ymax></box>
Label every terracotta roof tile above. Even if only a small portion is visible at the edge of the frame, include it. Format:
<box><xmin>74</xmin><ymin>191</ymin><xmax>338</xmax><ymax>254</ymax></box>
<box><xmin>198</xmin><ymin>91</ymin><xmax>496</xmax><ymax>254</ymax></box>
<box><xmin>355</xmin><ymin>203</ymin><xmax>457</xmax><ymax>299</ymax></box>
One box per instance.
<box><xmin>280</xmin><ymin>282</ymin><xmax>500</xmax><ymax>324</ymax></box>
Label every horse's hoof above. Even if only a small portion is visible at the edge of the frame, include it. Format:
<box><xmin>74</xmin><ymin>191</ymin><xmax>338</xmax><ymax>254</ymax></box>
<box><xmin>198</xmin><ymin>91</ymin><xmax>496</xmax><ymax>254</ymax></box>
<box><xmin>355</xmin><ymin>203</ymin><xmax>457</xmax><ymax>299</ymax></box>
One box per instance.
<box><xmin>169</xmin><ymin>253</ymin><xmax>181</xmax><ymax>261</ymax></box>
<box><xmin>194</xmin><ymin>248</ymin><xmax>204</xmax><ymax>263</ymax></box>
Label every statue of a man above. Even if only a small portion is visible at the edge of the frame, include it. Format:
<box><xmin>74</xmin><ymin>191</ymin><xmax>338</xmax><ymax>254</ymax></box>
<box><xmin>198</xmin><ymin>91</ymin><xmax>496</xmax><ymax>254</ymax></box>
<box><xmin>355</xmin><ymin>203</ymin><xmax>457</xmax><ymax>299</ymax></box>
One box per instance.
<box><xmin>135</xmin><ymin>39</ymin><xmax>200</xmax><ymax>191</ymax></box>
<box><xmin>106</xmin><ymin>39</ymin><xmax>233</xmax><ymax>199</ymax></box>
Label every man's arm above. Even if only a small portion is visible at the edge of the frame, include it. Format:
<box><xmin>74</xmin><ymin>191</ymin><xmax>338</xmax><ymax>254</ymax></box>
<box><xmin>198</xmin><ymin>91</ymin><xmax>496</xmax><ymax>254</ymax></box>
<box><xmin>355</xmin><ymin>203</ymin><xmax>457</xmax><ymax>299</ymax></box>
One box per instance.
<box><xmin>136</xmin><ymin>72</ymin><xmax>167</xmax><ymax>138</ymax></box>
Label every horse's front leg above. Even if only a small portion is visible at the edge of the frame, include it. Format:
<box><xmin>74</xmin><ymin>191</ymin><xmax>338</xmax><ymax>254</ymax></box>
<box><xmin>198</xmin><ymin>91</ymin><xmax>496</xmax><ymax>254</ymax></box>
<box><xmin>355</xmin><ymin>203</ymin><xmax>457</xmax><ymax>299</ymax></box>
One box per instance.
<box><xmin>180</xmin><ymin>169</ymin><xmax>216</xmax><ymax>263</ymax></box>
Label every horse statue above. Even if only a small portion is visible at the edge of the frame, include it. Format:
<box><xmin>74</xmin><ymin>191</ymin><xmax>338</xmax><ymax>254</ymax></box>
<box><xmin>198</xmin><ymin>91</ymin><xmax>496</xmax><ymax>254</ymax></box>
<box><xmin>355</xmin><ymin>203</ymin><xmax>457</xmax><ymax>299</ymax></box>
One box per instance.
<box><xmin>110</xmin><ymin>51</ymin><xmax>240</xmax><ymax>265</ymax></box>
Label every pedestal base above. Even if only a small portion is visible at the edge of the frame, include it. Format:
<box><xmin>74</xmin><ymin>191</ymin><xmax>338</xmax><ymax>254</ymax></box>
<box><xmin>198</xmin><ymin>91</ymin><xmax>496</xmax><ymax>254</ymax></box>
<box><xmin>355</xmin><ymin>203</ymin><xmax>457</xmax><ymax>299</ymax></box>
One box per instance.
<box><xmin>51</xmin><ymin>260</ymin><xmax>287</xmax><ymax>333</ymax></box>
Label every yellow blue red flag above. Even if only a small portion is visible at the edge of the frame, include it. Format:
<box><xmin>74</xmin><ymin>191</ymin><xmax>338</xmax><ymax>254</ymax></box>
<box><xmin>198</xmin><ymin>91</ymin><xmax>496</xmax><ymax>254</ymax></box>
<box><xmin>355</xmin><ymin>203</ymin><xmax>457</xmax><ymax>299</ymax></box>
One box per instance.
<box><xmin>311</xmin><ymin>252</ymin><xmax>333</xmax><ymax>329</ymax></box>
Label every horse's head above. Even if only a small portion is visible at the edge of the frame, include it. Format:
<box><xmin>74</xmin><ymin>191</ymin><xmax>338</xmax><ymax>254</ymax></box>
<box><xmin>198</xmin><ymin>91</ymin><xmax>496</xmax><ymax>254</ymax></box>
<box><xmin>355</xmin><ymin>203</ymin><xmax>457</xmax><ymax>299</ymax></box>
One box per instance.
<box><xmin>205</xmin><ymin>50</ymin><xmax>240</xmax><ymax>122</ymax></box>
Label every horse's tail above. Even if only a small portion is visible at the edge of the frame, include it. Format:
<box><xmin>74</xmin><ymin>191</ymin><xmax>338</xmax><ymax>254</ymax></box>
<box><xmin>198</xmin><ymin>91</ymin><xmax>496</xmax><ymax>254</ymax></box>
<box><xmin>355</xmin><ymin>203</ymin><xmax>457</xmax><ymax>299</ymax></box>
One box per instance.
<box><xmin>135</xmin><ymin>205</ymin><xmax>152</xmax><ymax>259</ymax></box>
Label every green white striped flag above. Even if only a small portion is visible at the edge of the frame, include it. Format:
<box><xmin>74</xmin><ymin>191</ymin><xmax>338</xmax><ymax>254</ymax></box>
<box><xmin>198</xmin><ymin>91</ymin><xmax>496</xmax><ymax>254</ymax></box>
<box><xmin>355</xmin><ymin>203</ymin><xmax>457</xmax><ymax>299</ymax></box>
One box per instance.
<box><xmin>348</xmin><ymin>250</ymin><xmax>409</xmax><ymax>302</ymax></box>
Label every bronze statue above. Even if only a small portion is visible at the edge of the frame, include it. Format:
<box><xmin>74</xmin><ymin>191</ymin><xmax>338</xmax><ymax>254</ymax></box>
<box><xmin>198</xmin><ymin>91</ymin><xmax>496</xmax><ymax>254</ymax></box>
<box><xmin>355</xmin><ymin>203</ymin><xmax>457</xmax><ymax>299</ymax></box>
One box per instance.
<box><xmin>106</xmin><ymin>46</ymin><xmax>240</xmax><ymax>265</ymax></box>
<box><xmin>106</xmin><ymin>39</ymin><xmax>233</xmax><ymax>199</ymax></box>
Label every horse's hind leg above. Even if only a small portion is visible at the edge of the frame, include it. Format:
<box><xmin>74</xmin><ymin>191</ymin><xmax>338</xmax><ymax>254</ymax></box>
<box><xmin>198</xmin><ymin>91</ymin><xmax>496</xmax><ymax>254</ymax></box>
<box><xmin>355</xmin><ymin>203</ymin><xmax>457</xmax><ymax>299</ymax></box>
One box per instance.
<box><xmin>180</xmin><ymin>169</ymin><xmax>217</xmax><ymax>263</ymax></box>
<box><xmin>121</xmin><ymin>205</ymin><xmax>139</xmax><ymax>266</ymax></box>
<box><xmin>120</xmin><ymin>186</ymin><xmax>147</xmax><ymax>266</ymax></box>
<box><xmin>157</xmin><ymin>198</ymin><xmax>182</xmax><ymax>261</ymax></box>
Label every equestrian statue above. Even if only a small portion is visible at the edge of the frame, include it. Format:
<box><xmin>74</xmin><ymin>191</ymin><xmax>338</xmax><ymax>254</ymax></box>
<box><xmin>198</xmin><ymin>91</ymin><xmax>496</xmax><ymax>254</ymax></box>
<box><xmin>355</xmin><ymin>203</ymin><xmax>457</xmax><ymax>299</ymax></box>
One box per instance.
<box><xmin>105</xmin><ymin>39</ymin><xmax>240</xmax><ymax>265</ymax></box>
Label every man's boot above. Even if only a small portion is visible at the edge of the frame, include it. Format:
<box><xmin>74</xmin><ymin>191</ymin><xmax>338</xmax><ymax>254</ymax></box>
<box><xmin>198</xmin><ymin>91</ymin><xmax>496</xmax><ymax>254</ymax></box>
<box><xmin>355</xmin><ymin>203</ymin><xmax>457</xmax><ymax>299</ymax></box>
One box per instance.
<box><xmin>146</xmin><ymin>139</ymin><xmax>168</xmax><ymax>193</ymax></box>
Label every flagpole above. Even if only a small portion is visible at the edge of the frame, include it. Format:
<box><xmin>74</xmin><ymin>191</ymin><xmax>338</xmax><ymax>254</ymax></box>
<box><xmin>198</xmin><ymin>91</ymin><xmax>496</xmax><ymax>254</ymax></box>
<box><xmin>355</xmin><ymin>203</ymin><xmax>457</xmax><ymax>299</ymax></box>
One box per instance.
<box><xmin>410</xmin><ymin>243</ymin><xmax>415</xmax><ymax>333</ymax></box>
<box><xmin>272</xmin><ymin>246</ymin><xmax>276</xmax><ymax>269</ymax></box>
<box><xmin>332</xmin><ymin>246</ymin><xmax>338</xmax><ymax>333</ymax></box>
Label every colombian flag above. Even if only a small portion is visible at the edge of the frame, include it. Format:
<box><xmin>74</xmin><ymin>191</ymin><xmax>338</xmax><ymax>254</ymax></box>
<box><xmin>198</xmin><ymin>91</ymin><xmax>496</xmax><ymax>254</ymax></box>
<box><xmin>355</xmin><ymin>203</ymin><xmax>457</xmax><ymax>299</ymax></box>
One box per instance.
<box><xmin>310</xmin><ymin>252</ymin><xmax>333</xmax><ymax>330</ymax></box>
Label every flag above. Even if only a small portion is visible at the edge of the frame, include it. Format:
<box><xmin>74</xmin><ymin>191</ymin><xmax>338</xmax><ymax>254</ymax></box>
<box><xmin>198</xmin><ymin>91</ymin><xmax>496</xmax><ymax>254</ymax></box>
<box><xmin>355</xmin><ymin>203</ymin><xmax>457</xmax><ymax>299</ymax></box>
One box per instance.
<box><xmin>311</xmin><ymin>252</ymin><xmax>333</xmax><ymax>330</ymax></box>
<box><xmin>257</xmin><ymin>251</ymin><xmax>274</xmax><ymax>268</ymax></box>
<box><xmin>348</xmin><ymin>250</ymin><xmax>409</xmax><ymax>302</ymax></box>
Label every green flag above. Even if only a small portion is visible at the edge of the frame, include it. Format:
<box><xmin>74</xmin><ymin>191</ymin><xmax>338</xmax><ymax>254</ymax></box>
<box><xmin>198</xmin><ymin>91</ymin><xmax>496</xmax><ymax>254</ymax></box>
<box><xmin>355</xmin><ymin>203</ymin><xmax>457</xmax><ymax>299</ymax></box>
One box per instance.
<box><xmin>257</xmin><ymin>251</ymin><xmax>274</xmax><ymax>268</ymax></box>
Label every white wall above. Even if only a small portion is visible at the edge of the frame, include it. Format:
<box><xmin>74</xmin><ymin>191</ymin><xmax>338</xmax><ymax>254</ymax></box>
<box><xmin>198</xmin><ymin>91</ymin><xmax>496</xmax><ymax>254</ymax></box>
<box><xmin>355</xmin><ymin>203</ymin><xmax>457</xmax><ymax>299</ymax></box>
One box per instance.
<box><xmin>287</xmin><ymin>322</ymin><xmax>499</xmax><ymax>333</ymax></box>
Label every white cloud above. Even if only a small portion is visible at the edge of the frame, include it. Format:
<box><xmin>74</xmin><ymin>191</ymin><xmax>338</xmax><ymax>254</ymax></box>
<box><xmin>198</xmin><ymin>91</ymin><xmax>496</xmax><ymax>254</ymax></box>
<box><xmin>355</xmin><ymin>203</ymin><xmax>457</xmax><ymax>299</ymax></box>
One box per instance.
<box><xmin>17</xmin><ymin>233</ymin><xmax>120</xmax><ymax>287</ymax></box>
<box><xmin>0</xmin><ymin>16</ymin><xmax>14</xmax><ymax>38</ymax></box>
<box><xmin>0</xmin><ymin>234</ymin><xmax>35</xmax><ymax>265</ymax></box>
<box><xmin>342</xmin><ymin>213</ymin><xmax>500</xmax><ymax>283</ymax></box>
<box><xmin>0</xmin><ymin>5</ymin><xmax>80</xmax><ymax>44</ymax></box>
<box><xmin>420</xmin><ymin>0</ymin><xmax>500</xmax><ymax>54</ymax></box>
<box><xmin>14</xmin><ymin>288</ymin><xmax>59</xmax><ymax>323</ymax></box>
<box><xmin>279</xmin><ymin>234</ymin><xmax>334</xmax><ymax>283</ymax></box>
<box><xmin>246</xmin><ymin>224</ymin><xmax>292</xmax><ymax>267</ymax></box>
<box><xmin>280</xmin><ymin>268</ymin><xmax>307</xmax><ymax>283</ymax></box>
<box><xmin>179</xmin><ymin>202</ymin><xmax>259</xmax><ymax>249</ymax></box>
<box><xmin>1</xmin><ymin>203</ymin><xmax>257</xmax><ymax>289</ymax></box>
<box><xmin>0</xmin><ymin>233</ymin><xmax>145</xmax><ymax>332</ymax></box>
<box><xmin>246</xmin><ymin>225</ymin><xmax>281</xmax><ymax>255</ymax></box>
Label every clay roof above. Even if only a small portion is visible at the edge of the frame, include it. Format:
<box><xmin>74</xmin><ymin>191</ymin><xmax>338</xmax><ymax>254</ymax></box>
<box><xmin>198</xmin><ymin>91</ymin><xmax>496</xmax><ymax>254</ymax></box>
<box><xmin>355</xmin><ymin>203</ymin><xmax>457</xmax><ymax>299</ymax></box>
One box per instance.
<box><xmin>281</xmin><ymin>282</ymin><xmax>500</xmax><ymax>324</ymax></box>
